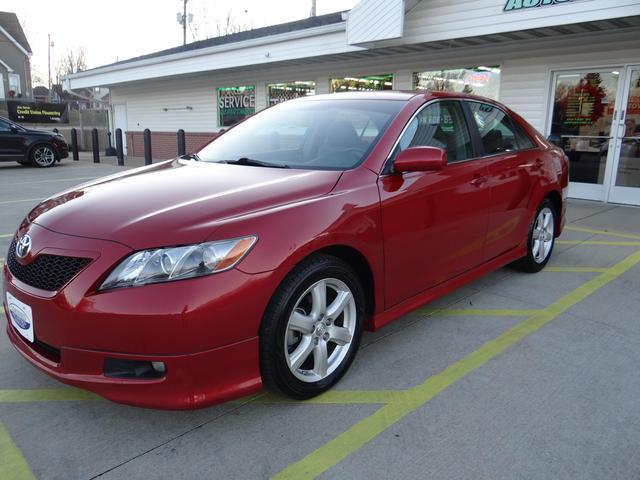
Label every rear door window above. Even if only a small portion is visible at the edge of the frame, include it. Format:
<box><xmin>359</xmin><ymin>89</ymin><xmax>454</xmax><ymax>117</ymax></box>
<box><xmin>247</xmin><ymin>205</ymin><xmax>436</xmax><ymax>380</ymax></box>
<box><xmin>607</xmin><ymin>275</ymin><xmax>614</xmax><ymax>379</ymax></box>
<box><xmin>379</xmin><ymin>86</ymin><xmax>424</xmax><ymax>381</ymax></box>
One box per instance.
<box><xmin>393</xmin><ymin>100</ymin><xmax>474</xmax><ymax>164</ymax></box>
<box><xmin>468</xmin><ymin>102</ymin><xmax>535</xmax><ymax>154</ymax></box>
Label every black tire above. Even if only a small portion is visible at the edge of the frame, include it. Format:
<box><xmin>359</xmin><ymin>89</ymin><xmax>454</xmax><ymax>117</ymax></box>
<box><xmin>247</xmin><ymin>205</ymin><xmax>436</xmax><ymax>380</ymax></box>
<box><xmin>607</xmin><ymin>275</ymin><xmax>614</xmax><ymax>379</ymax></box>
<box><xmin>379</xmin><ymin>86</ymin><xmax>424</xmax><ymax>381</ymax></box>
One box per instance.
<box><xmin>259</xmin><ymin>254</ymin><xmax>365</xmax><ymax>399</ymax></box>
<box><xmin>515</xmin><ymin>198</ymin><xmax>556</xmax><ymax>273</ymax></box>
<box><xmin>29</xmin><ymin>144</ymin><xmax>57</xmax><ymax>168</ymax></box>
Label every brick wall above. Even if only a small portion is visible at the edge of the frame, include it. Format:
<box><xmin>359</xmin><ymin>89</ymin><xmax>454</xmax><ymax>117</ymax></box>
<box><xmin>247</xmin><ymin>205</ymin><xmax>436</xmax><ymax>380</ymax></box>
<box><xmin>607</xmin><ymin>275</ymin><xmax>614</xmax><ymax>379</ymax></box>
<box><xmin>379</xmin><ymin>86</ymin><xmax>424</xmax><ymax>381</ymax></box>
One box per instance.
<box><xmin>125</xmin><ymin>131</ymin><xmax>220</xmax><ymax>160</ymax></box>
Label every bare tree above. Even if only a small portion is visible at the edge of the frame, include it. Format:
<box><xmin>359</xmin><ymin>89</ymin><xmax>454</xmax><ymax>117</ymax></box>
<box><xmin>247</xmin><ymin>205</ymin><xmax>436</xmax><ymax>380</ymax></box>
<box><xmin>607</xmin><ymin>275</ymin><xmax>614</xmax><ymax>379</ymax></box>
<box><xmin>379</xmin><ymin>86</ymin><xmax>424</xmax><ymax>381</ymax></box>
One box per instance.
<box><xmin>56</xmin><ymin>47</ymin><xmax>88</xmax><ymax>82</ymax></box>
<box><xmin>215</xmin><ymin>9</ymin><xmax>251</xmax><ymax>37</ymax></box>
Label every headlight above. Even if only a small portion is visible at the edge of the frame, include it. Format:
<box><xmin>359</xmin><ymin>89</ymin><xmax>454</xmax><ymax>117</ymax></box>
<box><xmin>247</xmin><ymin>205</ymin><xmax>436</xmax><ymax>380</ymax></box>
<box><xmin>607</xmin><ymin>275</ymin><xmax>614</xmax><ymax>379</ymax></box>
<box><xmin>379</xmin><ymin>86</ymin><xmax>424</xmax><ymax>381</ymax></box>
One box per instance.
<box><xmin>99</xmin><ymin>236</ymin><xmax>257</xmax><ymax>290</ymax></box>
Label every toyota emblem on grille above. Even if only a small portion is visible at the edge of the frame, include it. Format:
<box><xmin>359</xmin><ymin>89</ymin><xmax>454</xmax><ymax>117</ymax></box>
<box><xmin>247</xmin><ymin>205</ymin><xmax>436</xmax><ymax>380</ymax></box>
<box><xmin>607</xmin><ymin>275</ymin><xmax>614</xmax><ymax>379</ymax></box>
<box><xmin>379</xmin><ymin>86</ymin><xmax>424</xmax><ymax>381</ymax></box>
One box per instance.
<box><xmin>16</xmin><ymin>234</ymin><xmax>32</xmax><ymax>259</ymax></box>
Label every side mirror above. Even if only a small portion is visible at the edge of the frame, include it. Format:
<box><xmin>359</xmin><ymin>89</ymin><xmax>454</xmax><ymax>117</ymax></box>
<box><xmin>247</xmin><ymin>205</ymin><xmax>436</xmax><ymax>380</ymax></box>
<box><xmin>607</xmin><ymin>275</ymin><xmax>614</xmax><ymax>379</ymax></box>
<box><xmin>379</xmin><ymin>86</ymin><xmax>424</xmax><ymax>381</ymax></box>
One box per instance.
<box><xmin>394</xmin><ymin>146</ymin><xmax>447</xmax><ymax>173</ymax></box>
<box><xmin>10</xmin><ymin>126</ymin><xmax>19</xmax><ymax>133</ymax></box>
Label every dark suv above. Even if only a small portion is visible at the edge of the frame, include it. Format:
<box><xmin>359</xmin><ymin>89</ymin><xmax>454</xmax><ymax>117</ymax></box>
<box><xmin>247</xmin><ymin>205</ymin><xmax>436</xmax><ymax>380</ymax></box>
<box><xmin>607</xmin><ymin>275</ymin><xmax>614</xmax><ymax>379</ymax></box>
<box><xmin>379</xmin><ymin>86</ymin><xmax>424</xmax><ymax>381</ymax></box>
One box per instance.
<box><xmin>0</xmin><ymin>116</ymin><xmax>69</xmax><ymax>167</ymax></box>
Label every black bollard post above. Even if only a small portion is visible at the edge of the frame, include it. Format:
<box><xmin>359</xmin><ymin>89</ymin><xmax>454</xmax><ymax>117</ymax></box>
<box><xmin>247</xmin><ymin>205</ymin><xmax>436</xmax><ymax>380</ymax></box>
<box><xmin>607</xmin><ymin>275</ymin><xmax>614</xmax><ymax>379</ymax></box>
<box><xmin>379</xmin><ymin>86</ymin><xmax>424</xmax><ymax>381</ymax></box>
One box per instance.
<box><xmin>105</xmin><ymin>132</ymin><xmax>116</xmax><ymax>156</ymax></box>
<box><xmin>92</xmin><ymin>128</ymin><xmax>100</xmax><ymax>163</ymax></box>
<box><xmin>71</xmin><ymin>128</ymin><xmax>79</xmax><ymax>161</ymax></box>
<box><xmin>177</xmin><ymin>129</ymin><xmax>186</xmax><ymax>157</ymax></box>
<box><xmin>115</xmin><ymin>128</ymin><xmax>124</xmax><ymax>166</ymax></box>
<box><xmin>144</xmin><ymin>128</ymin><xmax>152</xmax><ymax>165</ymax></box>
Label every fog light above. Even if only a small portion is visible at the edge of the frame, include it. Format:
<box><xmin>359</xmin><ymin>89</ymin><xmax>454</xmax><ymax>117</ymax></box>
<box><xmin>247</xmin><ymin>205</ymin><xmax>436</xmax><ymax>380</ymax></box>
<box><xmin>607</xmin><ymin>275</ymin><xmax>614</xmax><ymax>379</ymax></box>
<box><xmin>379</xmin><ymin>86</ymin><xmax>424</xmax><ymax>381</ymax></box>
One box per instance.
<box><xmin>151</xmin><ymin>361</ymin><xmax>166</xmax><ymax>374</ymax></box>
<box><xmin>104</xmin><ymin>359</ymin><xmax>165</xmax><ymax>379</ymax></box>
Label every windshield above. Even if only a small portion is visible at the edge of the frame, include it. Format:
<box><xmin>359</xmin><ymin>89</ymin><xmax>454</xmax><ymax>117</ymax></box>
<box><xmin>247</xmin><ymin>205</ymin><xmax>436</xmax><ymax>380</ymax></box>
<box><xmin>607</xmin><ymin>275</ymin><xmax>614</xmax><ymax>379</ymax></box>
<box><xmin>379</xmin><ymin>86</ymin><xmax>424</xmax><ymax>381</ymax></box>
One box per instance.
<box><xmin>197</xmin><ymin>99</ymin><xmax>405</xmax><ymax>170</ymax></box>
<box><xmin>0</xmin><ymin>117</ymin><xmax>25</xmax><ymax>132</ymax></box>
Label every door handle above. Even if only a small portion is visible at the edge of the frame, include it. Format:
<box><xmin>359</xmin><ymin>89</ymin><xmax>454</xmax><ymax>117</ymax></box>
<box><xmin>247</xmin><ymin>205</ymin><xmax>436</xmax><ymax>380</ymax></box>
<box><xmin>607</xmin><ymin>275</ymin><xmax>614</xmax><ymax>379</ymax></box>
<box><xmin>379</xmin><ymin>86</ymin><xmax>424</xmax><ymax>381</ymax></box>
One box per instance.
<box><xmin>521</xmin><ymin>158</ymin><xmax>544</xmax><ymax>169</ymax></box>
<box><xmin>470</xmin><ymin>174</ymin><xmax>487</xmax><ymax>187</ymax></box>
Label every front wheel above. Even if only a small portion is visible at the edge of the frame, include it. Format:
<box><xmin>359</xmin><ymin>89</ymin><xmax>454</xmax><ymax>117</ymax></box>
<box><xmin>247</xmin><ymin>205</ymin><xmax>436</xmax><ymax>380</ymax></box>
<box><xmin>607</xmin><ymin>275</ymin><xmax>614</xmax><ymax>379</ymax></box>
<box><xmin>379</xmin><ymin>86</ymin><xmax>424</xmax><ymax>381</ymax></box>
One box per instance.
<box><xmin>259</xmin><ymin>254</ymin><xmax>364</xmax><ymax>399</ymax></box>
<box><xmin>516</xmin><ymin>198</ymin><xmax>556</xmax><ymax>272</ymax></box>
<box><xmin>30</xmin><ymin>145</ymin><xmax>57</xmax><ymax>168</ymax></box>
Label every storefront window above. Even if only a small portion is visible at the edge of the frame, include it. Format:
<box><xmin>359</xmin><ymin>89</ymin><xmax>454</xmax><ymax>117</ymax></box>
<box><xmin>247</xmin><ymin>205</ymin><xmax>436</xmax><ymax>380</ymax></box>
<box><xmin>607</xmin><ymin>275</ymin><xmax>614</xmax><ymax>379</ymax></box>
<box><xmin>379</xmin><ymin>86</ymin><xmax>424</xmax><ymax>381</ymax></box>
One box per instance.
<box><xmin>217</xmin><ymin>85</ymin><xmax>255</xmax><ymax>127</ymax></box>
<box><xmin>267</xmin><ymin>81</ymin><xmax>316</xmax><ymax>106</ymax></box>
<box><xmin>330</xmin><ymin>75</ymin><xmax>393</xmax><ymax>93</ymax></box>
<box><xmin>550</xmin><ymin>72</ymin><xmax>618</xmax><ymax>185</ymax></box>
<box><xmin>413</xmin><ymin>66</ymin><xmax>500</xmax><ymax>100</ymax></box>
<box><xmin>614</xmin><ymin>69</ymin><xmax>640</xmax><ymax>188</ymax></box>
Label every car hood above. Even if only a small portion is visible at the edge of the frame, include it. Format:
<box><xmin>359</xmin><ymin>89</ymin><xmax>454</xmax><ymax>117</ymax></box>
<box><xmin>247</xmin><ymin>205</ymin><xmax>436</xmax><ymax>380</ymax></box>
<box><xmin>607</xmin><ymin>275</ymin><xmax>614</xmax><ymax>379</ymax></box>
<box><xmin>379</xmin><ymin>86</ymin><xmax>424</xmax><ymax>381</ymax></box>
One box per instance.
<box><xmin>24</xmin><ymin>128</ymin><xmax>55</xmax><ymax>136</ymax></box>
<box><xmin>27</xmin><ymin>159</ymin><xmax>342</xmax><ymax>249</ymax></box>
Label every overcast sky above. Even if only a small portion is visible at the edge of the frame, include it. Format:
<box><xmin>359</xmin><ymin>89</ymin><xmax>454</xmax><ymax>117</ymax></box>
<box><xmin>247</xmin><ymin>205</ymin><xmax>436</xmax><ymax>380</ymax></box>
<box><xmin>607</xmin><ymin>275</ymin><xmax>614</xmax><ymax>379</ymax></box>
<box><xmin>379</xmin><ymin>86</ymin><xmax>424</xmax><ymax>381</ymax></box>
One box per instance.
<box><xmin>10</xmin><ymin>0</ymin><xmax>359</xmax><ymax>86</ymax></box>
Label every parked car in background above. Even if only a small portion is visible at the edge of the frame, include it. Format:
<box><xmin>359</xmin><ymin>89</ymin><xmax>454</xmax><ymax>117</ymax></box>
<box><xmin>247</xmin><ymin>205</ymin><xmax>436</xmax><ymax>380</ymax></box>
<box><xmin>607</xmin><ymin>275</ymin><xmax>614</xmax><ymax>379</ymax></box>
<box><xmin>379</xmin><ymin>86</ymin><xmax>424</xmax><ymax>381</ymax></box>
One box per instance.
<box><xmin>0</xmin><ymin>116</ymin><xmax>69</xmax><ymax>167</ymax></box>
<box><xmin>3</xmin><ymin>91</ymin><xmax>568</xmax><ymax>409</ymax></box>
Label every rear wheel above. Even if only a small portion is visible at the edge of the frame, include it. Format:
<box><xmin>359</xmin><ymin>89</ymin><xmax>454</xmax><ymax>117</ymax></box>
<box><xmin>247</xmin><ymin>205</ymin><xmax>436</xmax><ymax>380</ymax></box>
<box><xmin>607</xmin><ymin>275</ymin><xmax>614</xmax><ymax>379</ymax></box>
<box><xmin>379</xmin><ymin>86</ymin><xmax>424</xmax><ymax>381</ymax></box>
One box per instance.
<box><xmin>259</xmin><ymin>254</ymin><xmax>364</xmax><ymax>399</ymax></box>
<box><xmin>30</xmin><ymin>145</ymin><xmax>56</xmax><ymax>168</ymax></box>
<box><xmin>516</xmin><ymin>198</ymin><xmax>556</xmax><ymax>272</ymax></box>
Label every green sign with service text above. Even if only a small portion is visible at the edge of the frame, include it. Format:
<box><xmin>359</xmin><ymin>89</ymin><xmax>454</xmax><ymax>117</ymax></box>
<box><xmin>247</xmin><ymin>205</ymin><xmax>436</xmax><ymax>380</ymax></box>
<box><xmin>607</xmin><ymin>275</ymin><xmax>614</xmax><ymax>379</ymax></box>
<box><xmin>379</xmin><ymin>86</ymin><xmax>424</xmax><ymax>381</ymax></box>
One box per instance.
<box><xmin>217</xmin><ymin>85</ymin><xmax>255</xmax><ymax>127</ymax></box>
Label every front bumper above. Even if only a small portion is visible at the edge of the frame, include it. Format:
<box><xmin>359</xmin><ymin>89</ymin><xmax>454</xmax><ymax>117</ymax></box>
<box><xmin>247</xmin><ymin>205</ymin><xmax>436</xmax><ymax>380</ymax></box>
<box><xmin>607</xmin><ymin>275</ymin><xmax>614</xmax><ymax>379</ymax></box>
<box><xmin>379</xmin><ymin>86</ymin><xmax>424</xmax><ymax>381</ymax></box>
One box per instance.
<box><xmin>3</xmin><ymin>224</ymin><xmax>278</xmax><ymax>409</ymax></box>
<box><xmin>53</xmin><ymin>141</ymin><xmax>69</xmax><ymax>160</ymax></box>
<box><xmin>6</xmin><ymin>320</ymin><xmax>261</xmax><ymax>409</ymax></box>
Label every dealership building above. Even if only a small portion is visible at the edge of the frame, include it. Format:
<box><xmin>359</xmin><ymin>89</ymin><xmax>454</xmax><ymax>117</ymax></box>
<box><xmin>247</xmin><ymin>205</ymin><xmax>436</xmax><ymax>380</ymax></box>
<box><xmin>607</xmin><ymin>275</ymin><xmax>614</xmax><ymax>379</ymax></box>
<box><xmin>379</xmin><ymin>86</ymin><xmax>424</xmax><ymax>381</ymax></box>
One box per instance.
<box><xmin>64</xmin><ymin>0</ymin><xmax>640</xmax><ymax>206</ymax></box>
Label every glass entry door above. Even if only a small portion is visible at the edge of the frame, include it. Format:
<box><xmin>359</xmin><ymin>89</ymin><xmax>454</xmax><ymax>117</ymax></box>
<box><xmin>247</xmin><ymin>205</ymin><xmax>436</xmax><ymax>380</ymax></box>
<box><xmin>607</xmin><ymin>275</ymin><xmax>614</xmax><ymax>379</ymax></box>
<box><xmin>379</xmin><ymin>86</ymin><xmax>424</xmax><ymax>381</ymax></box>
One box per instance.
<box><xmin>608</xmin><ymin>66</ymin><xmax>640</xmax><ymax>205</ymax></box>
<box><xmin>549</xmin><ymin>70</ymin><xmax>621</xmax><ymax>201</ymax></box>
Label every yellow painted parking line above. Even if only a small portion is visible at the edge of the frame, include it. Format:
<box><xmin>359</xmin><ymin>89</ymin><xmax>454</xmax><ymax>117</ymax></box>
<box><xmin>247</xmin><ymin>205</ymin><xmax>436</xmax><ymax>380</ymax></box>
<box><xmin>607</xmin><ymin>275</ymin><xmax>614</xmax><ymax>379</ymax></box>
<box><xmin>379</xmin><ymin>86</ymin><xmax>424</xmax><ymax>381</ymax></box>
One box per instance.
<box><xmin>556</xmin><ymin>240</ymin><xmax>640</xmax><ymax>246</ymax></box>
<box><xmin>0</xmin><ymin>388</ymin><xmax>102</xmax><ymax>403</ymax></box>
<box><xmin>0</xmin><ymin>420</ymin><xmax>36</xmax><ymax>480</ymax></box>
<box><xmin>415</xmin><ymin>308</ymin><xmax>541</xmax><ymax>317</ymax></box>
<box><xmin>545</xmin><ymin>266</ymin><xmax>608</xmax><ymax>273</ymax></box>
<box><xmin>273</xmin><ymin>249</ymin><xmax>640</xmax><ymax>480</ymax></box>
<box><xmin>0</xmin><ymin>198</ymin><xmax>43</xmax><ymax>206</ymax></box>
<box><xmin>565</xmin><ymin>225</ymin><xmax>640</xmax><ymax>240</ymax></box>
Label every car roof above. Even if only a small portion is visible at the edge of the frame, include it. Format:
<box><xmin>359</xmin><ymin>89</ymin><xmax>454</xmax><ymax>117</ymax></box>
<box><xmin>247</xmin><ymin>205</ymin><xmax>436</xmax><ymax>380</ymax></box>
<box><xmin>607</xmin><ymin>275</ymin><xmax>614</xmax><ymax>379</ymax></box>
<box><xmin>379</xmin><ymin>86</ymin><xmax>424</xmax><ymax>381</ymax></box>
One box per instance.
<box><xmin>293</xmin><ymin>90</ymin><xmax>504</xmax><ymax>104</ymax></box>
<box><xmin>295</xmin><ymin>91</ymin><xmax>419</xmax><ymax>102</ymax></box>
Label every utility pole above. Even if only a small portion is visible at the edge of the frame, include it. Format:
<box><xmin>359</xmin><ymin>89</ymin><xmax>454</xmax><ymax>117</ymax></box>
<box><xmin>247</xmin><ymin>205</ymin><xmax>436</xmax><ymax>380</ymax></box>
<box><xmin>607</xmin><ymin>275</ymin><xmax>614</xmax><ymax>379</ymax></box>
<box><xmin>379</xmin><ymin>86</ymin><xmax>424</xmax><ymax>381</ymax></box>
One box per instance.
<box><xmin>310</xmin><ymin>0</ymin><xmax>316</xmax><ymax>17</ymax></box>
<box><xmin>182</xmin><ymin>0</ymin><xmax>188</xmax><ymax>46</ymax></box>
<box><xmin>47</xmin><ymin>34</ymin><xmax>52</xmax><ymax>101</ymax></box>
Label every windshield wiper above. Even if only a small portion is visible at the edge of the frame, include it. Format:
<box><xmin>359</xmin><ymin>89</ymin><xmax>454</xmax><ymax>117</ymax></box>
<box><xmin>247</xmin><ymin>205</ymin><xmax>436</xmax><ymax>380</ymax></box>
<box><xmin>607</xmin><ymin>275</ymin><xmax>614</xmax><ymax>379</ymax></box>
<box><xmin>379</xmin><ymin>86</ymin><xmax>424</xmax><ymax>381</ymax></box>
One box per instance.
<box><xmin>223</xmin><ymin>157</ymin><xmax>289</xmax><ymax>169</ymax></box>
<box><xmin>179</xmin><ymin>153</ymin><xmax>201</xmax><ymax>161</ymax></box>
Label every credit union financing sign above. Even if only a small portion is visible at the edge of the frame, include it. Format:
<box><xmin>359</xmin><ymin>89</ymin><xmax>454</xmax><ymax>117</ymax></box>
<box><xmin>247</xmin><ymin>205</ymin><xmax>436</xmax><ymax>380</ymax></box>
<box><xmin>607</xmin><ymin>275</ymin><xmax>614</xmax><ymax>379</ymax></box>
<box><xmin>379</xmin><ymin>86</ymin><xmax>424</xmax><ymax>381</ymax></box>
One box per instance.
<box><xmin>504</xmin><ymin>0</ymin><xmax>574</xmax><ymax>11</ymax></box>
<box><xmin>7</xmin><ymin>101</ymin><xmax>69</xmax><ymax>124</ymax></box>
<box><xmin>217</xmin><ymin>85</ymin><xmax>255</xmax><ymax>127</ymax></box>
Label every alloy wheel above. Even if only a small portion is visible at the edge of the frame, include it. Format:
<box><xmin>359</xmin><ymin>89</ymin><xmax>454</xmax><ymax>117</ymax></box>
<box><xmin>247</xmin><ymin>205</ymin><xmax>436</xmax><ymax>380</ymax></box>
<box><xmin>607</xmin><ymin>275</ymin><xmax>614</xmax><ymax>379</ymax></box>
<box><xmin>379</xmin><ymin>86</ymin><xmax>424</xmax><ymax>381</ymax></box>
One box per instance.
<box><xmin>33</xmin><ymin>146</ymin><xmax>56</xmax><ymax>167</ymax></box>
<box><xmin>284</xmin><ymin>278</ymin><xmax>356</xmax><ymax>382</ymax></box>
<box><xmin>532</xmin><ymin>207</ymin><xmax>554</xmax><ymax>263</ymax></box>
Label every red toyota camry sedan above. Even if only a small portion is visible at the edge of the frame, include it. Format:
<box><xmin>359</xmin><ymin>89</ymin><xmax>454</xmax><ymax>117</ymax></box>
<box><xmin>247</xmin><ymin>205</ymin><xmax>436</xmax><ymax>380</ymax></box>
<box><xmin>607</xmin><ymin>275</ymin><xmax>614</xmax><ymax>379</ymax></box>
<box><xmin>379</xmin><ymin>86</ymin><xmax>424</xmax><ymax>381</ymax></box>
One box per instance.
<box><xmin>3</xmin><ymin>92</ymin><xmax>568</xmax><ymax>409</ymax></box>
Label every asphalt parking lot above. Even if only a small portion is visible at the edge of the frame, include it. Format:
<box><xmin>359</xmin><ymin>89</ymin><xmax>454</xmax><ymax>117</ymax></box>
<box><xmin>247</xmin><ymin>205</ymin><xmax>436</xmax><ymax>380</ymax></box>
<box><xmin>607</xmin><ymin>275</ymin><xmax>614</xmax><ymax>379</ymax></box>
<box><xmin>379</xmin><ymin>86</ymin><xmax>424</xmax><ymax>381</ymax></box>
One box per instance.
<box><xmin>2</xmin><ymin>159</ymin><xmax>640</xmax><ymax>480</ymax></box>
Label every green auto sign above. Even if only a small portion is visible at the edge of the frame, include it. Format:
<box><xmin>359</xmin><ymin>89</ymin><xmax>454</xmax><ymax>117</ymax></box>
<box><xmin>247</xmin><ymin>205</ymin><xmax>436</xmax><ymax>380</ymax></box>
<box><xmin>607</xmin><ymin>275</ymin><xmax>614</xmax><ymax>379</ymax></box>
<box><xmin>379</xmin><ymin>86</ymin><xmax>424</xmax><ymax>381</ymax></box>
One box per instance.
<box><xmin>217</xmin><ymin>85</ymin><xmax>255</xmax><ymax>127</ymax></box>
<box><xmin>504</xmin><ymin>0</ymin><xmax>573</xmax><ymax>11</ymax></box>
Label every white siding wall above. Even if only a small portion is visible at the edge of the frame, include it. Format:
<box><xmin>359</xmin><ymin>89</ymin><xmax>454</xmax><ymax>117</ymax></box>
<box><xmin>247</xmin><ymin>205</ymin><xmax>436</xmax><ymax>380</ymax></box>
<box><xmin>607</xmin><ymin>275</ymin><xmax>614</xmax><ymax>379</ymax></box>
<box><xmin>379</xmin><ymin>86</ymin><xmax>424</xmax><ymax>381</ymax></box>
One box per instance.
<box><xmin>401</xmin><ymin>0</ymin><xmax>640</xmax><ymax>45</ymax></box>
<box><xmin>111</xmin><ymin>28</ymin><xmax>640</xmax><ymax>134</ymax></box>
<box><xmin>70</xmin><ymin>27</ymin><xmax>361</xmax><ymax>89</ymax></box>
<box><xmin>347</xmin><ymin>0</ymin><xmax>404</xmax><ymax>45</ymax></box>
